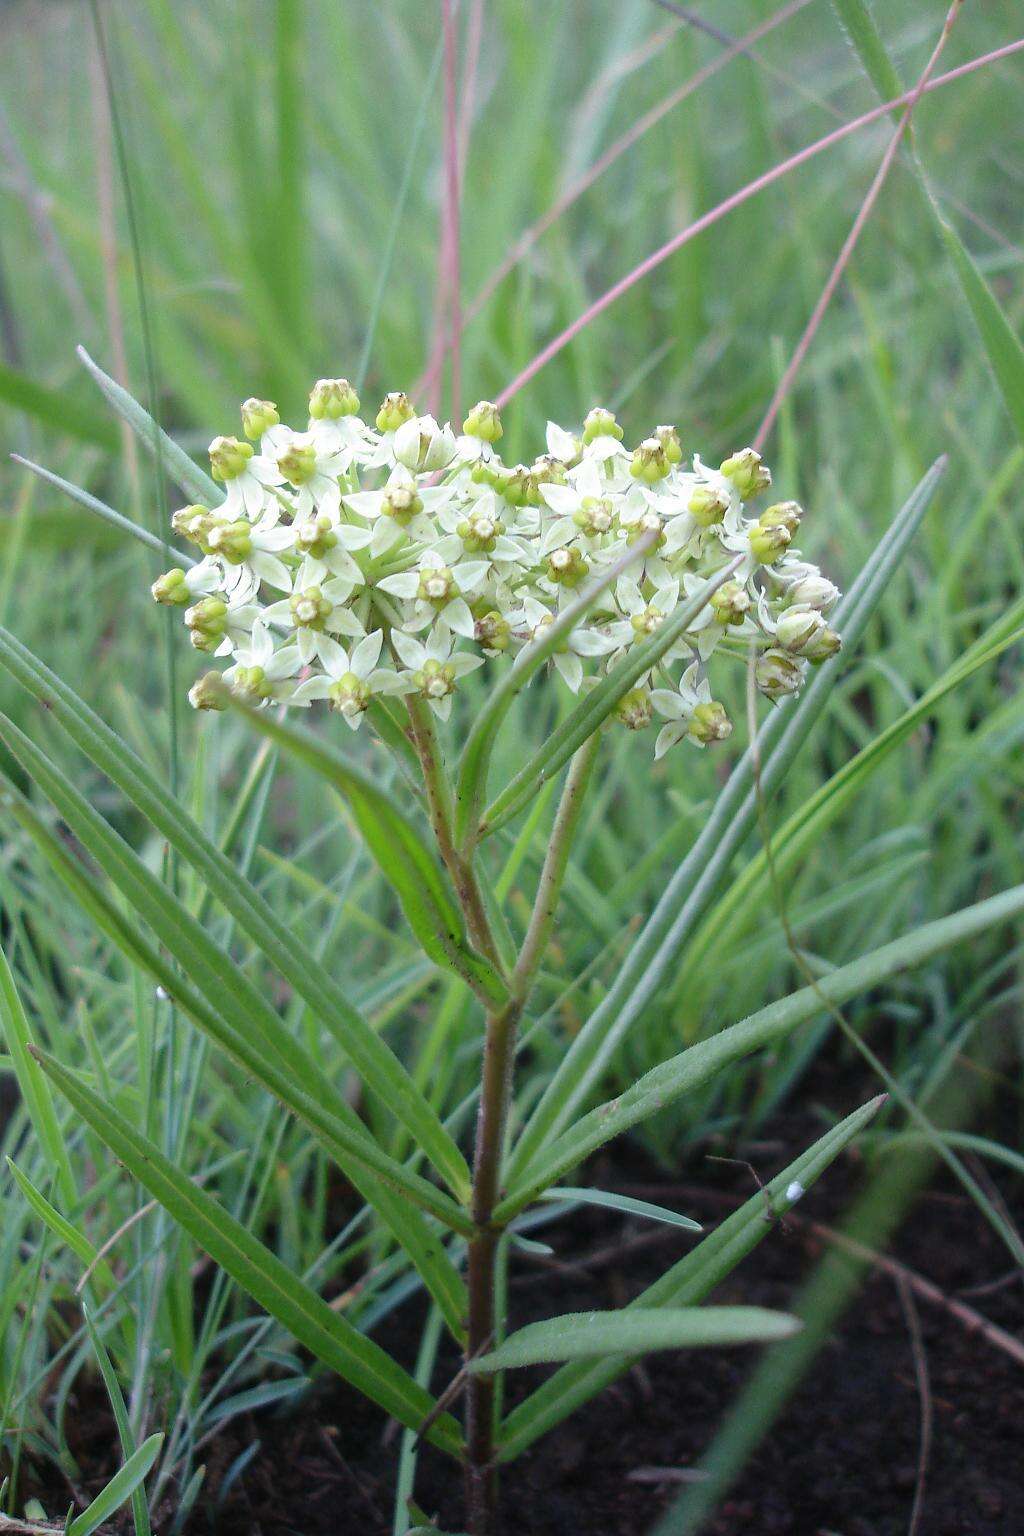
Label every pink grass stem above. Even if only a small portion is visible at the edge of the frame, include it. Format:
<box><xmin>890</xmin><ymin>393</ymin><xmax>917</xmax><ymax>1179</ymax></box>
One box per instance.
<box><xmin>494</xmin><ymin>36</ymin><xmax>1024</xmax><ymax>410</ymax></box>
<box><xmin>752</xmin><ymin>0</ymin><xmax>965</xmax><ymax>452</ymax></box>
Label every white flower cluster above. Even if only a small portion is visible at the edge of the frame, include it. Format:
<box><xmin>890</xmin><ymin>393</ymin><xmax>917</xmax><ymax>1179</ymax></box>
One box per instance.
<box><xmin>153</xmin><ymin>384</ymin><xmax>841</xmax><ymax>757</ymax></box>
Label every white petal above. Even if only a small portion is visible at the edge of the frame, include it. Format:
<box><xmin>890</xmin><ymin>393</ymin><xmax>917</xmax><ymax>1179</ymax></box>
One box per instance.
<box><xmin>316</xmin><ymin>633</ymin><xmax>351</xmax><ymax>672</ymax></box>
<box><xmin>250</xmin><ymin>553</ymin><xmax>293</xmax><ymax>591</ymax></box>
<box><xmin>430</xmin><ymin>695</ymin><xmax>453</xmax><ymax>721</ymax></box>
<box><xmin>350</xmin><ymin>629</ymin><xmax>384</xmax><ymax>677</ymax></box>
<box><xmin>655</xmin><ymin>722</ymin><xmax>684</xmax><ymax>759</ymax></box>
<box><xmin>554</xmin><ymin>653</ymin><xmax>583</xmax><ymax>693</ymax></box>
<box><xmin>391</xmin><ymin>631</ymin><xmax>428</xmax><ymax>669</ymax></box>
<box><xmin>650</xmin><ymin>689</ymin><xmax>686</xmax><ymax>720</ymax></box>
<box><xmin>538</xmin><ymin>484</ymin><xmax>578</xmax><ymax>516</ymax></box>
<box><xmin>444</xmin><ymin>597</ymin><xmax>477</xmax><ymax>638</ymax></box>
<box><xmin>290</xmin><ymin>676</ymin><xmax>332</xmax><ymax>703</ymax></box>
<box><xmin>546</xmin><ymin>421</ymin><xmax>577</xmax><ymax>459</ymax></box>
<box><xmin>378</xmin><ymin>571</ymin><xmax>419</xmax><ymax>598</ymax></box>
<box><xmin>447</xmin><ymin>651</ymin><xmax>485</xmax><ymax>678</ymax></box>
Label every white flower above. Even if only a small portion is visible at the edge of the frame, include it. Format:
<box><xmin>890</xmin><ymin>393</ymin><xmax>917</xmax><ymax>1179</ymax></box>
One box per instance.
<box><xmin>205</xmin><ymin>513</ymin><xmax>297</xmax><ymax>593</ymax></box>
<box><xmin>289</xmin><ymin>629</ymin><xmax>409</xmax><ymax>727</ymax></box>
<box><xmin>261</xmin><ymin>561</ymin><xmax>365</xmax><ymax>665</ymax></box>
<box><xmin>515</xmin><ymin>594</ymin><xmax>618</xmax><ymax>693</ymax></box>
<box><xmin>650</xmin><ymin>662</ymin><xmax>711</xmax><ymax>758</ymax></box>
<box><xmin>377</xmin><ymin>544</ymin><xmax>489</xmax><ymax>639</ymax></box>
<box><xmin>391</xmin><ymin>626</ymin><xmax>484</xmax><ymax>720</ymax></box>
<box><xmin>343</xmin><ymin>467</ymin><xmax>453</xmax><ymax>557</ymax></box>
<box><xmin>222</xmin><ymin>621</ymin><xmax>304</xmax><ymax>706</ymax></box>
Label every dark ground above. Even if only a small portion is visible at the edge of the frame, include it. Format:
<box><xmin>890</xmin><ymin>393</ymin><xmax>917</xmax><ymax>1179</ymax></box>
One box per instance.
<box><xmin>22</xmin><ymin>1098</ymin><xmax>1024</xmax><ymax>1536</ymax></box>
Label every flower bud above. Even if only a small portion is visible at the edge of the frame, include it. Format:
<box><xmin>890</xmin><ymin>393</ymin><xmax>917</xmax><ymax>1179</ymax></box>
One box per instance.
<box><xmin>277</xmin><ymin>438</ymin><xmax>318</xmax><ymax>485</ymax></box>
<box><xmin>787</xmin><ymin>573</ymin><xmax>839</xmax><ymax>612</ymax></box>
<box><xmin>532</xmin><ymin>455</ymin><xmax>568</xmax><ymax>487</ymax></box>
<box><xmin>418</xmin><ymin>565</ymin><xmax>456</xmax><ymax>605</ymax></box>
<box><xmin>474</xmin><ymin>610</ymin><xmax>511</xmax><ymax>652</ymax></box>
<box><xmin>462</xmin><ymin>400</ymin><xmax>503</xmax><ymax>443</ymax></box>
<box><xmin>231</xmin><ymin>665</ymin><xmax>273</xmax><ymax>705</ymax></box>
<box><xmin>629</xmin><ymin>437</ymin><xmax>670</xmax><ymax>485</ymax></box>
<box><xmin>382</xmin><ymin>485</ymin><xmax>423</xmax><ymax>525</ymax></box>
<box><xmin>689</xmin><ymin>700</ymin><xmax>732</xmax><ymax>744</ymax></box>
<box><xmin>376</xmin><ymin>392</ymin><xmax>416</xmax><ymax>433</ymax></box>
<box><xmin>328</xmin><ymin>671</ymin><xmax>371</xmax><ymax>721</ymax></box>
<box><xmin>622</xmin><ymin>509</ymin><xmax>666</xmax><ymax>548</ymax></box>
<box><xmin>206</xmin><ymin>519</ymin><xmax>253</xmax><ymax>564</ymax></box>
<box><xmin>456</xmin><ymin>509</ymin><xmax>503</xmax><ymax>553</ymax></box>
<box><xmin>803</xmin><ymin>624</ymin><xmax>842</xmax><ymax>664</ymax></box>
<box><xmin>502</xmin><ymin>463</ymin><xmax>541</xmax><ymax>507</ymax></box>
<box><xmin>688</xmin><ymin>485</ymin><xmax>730</xmax><ymax>528</ymax></box>
<box><xmin>172</xmin><ymin>505</ymin><xmax>215</xmax><ymax>546</ymax></box>
<box><xmin>614</xmin><ymin>686</ymin><xmax>653</xmax><ymax>731</ymax></box>
<box><xmin>759</xmin><ymin>500</ymin><xmax>802</xmax><ymax>537</ymax></box>
<box><xmin>185</xmin><ymin>596</ymin><xmax>228</xmax><ymax>651</ymax></box>
<box><xmin>241</xmin><ymin>398</ymin><xmax>279</xmax><ymax>440</ymax></box>
<box><xmin>710</xmin><ymin>579</ymin><xmax>750</xmax><ymax>625</ymax></box>
<box><xmin>630</xmin><ymin>605</ymin><xmax>664</xmax><ymax>637</ymax></box>
<box><xmin>296</xmin><ymin>513</ymin><xmax>339</xmax><ymax>557</ymax></box>
<box><xmin>655</xmin><ymin>424</ymin><xmax>683</xmax><ymax>465</ymax></box>
<box><xmin>394</xmin><ymin>415</ymin><xmax>457</xmax><ymax>473</ymax></box>
<box><xmin>289</xmin><ymin>586</ymin><xmax>332</xmax><ymax>629</ymax></box>
<box><xmin>574</xmin><ymin>496</ymin><xmax>614</xmax><ymax>537</ymax></box>
<box><xmin>309</xmin><ymin>378</ymin><xmax>360</xmax><ymax>419</ymax></box>
<box><xmin>151</xmin><ymin>568</ymin><xmax>191</xmax><ymax>606</ymax></box>
<box><xmin>755</xmin><ymin>648</ymin><xmax>804</xmax><ymax>701</ymax></box>
<box><xmin>413</xmin><ymin>659</ymin><xmax>456</xmax><ymax>702</ymax></box>
<box><xmin>546</xmin><ymin>546</ymin><xmax>588</xmax><ymax>587</ymax></box>
<box><xmin>720</xmin><ymin>448</ymin><xmax>771</xmax><ymax>500</ymax></box>
<box><xmin>188</xmin><ymin>672</ymin><xmax>228</xmax><ymax>711</ymax></box>
<box><xmin>209</xmin><ymin>436</ymin><xmax>253</xmax><ymax>482</ymax></box>
<box><xmin>749</xmin><ymin>521</ymin><xmax>792</xmax><ymax>564</ymax></box>
<box><xmin>775</xmin><ymin>605</ymin><xmax>828</xmax><ymax>655</ymax></box>
<box><xmin>582</xmin><ymin>407</ymin><xmax>623</xmax><ymax>445</ymax></box>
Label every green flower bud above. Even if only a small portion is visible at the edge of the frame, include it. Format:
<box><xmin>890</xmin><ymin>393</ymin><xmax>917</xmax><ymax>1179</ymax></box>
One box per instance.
<box><xmin>710</xmin><ymin>579</ymin><xmax>750</xmax><ymax>625</ymax></box>
<box><xmin>655</xmin><ymin>424</ymin><xmax>683</xmax><ymax>465</ymax></box>
<box><xmin>456</xmin><ymin>509</ymin><xmax>503</xmax><ymax>553</ymax></box>
<box><xmin>775</xmin><ymin>605</ymin><xmax>827</xmax><ymax>655</ymax></box>
<box><xmin>629</xmin><ymin>437</ymin><xmax>670</xmax><ymax>485</ymax></box>
<box><xmin>615</xmin><ymin>686</ymin><xmax>653</xmax><ymax>731</ymax></box>
<box><xmin>209</xmin><ymin>436</ymin><xmax>253</xmax><ymax>482</ymax></box>
<box><xmin>382</xmin><ymin>486</ymin><xmax>423</xmax><ymax>525</ymax></box>
<box><xmin>546</xmin><ymin>546</ymin><xmax>589</xmax><ymax>587</ymax></box>
<box><xmin>755</xmin><ymin>648</ymin><xmax>804</xmax><ymax>701</ymax></box>
<box><xmin>582</xmin><ymin>407</ymin><xmax>623</xmax><ymax>445</ymax></box>
<box><xmin>231</xmin><ymin>665</ymin><xmax>273</xmax><ymax>704</ymax></box>
<box><xmin>532</xmin><ymin>454</ymin><xmax>568</xmax><ymax>487</ymax></box>
<box><xmin>296</xmin><ymin>513</ymin><xmax>339</xmax><ymax>558</ymax></box>
<box><xmin>376</xmin><ymin>392</ymin><xmax>415</xmax><ymax>433</ymax></box>
<box><xmin>205</xmin><ymin>519</ymin><xmax>253</xmax><ymax>564</ymax></box>
<box><xmin>277</xmin><ymin>439</ymin><xmax>318</xmax><ymax>486</ymax></box>
<box><xmin>185</xmin><ymin>596</ymin><xmax>228</xmax><ymax>651</ymax></box>
<box><xmin>622</xmin><ymin>509</ymin><xmax>666</xmax><ymax>548</ymax></box>
<box><xmin>413</xmin><ymin>659</ymin><xmax>457</xmax><ymax>702</ymax></box>
<box><xmin>151</xmin><ymin>568</ymin><xmax>191</xmax><ymax>606</ymax></box>
<box><xmin>803</xmin><ymin>624</ymin><xmax>842</xmax><ymax>664</ymax></box>
<box><xmin>462</xmin><ymin>400</ymin><xmax>503</xmax><ymax>443</ymax></box>
<box><xmin>188</xmin><ymin>672</ymin><xmax>228</xmax><ymax>711</ymax></box>
<box><xmin>688</xmin><ymin>486</ymin><xmax>730</xmax><ymax>528</ymax></box>
<box><xmin>474</xmin><ymin>610</ymin><xmax>511</xmax><ymax>652</ymax></box>
<box><xmin>471</xmin><ymin>459</ymin><xmax>501</xmax><ymax>487</ymax></box>
<box><xmin>760</xmin><ymin>500</ymin><xmax>802</xmax><ymax>537</ymax></box>
<box><xmin>749</xmin><ymin>521</ymin><xmax>792</xmax><ymax>564</ymax></box>
<box><xmin>720</xmin><ymin>447</ymin><xmax>771</xmax><ymax>500</ymax></box>
<box><xmin>573</xmin><ymin>496</ymin><xmax>614</xmax><ymax>537</ymax></box>
<box><xmin>309</xmin><ymin>378</ymin><xmax>360</xmax><ymax>419</ymax></box>
<box><xmin>689</xmin><ymin>700</ymin><xmax>732</xmax><ymax>744</ymax></box>
<box><xmin>241</xmin><ymin>398</ymin><xmax>279</xmax><ymax>440</ymax></box>
<box><xmin>630</xmin><ymin>605</ymin><xmax>664</xmax><ymax>637</ymax></box>
<box><xmin>787</xmin><ymin>573</ymin><xmax>839</xmax><ymax>612</ymax></box>
<box><xmin>172</xmin><ymin>505</ymin><xmax>215</xmax><ymax>546</ymax></box>
<box><xmin>418</xmin><ymin>565</ymin><xmax>456</xmax><ymax>605</ymax></box>
<box><xmin>328</xmin><ymin>671</ymin><xmax>371</xmax><ymax>720</ymax></box>
<box><xmin>502</xmin><ymin>464</ymin><xmax>541</xmax><ymax>507</ymax></box>
<box><xmin>289</xmin><ymin>586</ymin><xmax>332</xmax><ymax>630</ymax></box>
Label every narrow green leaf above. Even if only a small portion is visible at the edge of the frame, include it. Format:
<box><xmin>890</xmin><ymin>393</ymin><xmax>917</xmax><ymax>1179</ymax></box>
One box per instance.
<box><xmin>6</xmin><ymin>1161</ymin><xmax>116</xmax><ymax>1295</ymax></box>
<box><xmin>233</xmin><ymin>699</ymin><xmax>507</xmax><ymax>1007</ymax></box>
<box><xmin>0</xmin><ymin>362</ymin><xmax>119</xmax><ymax>451</ymax></box>
<box><xmin>471</xmin><ymin>1307</ymin><xmax>799</xmax><ymax>1372</ymax></box>
<box><xmin>831</xmin><ymin>0</ymin><xmax>903</xmax><ymax>117</ymax></box>
<box><xmin>0</xmin><ymin>625</ymin><xmax>471</xmax><ymax>1203</ymax></box>
<box><xmin>538</xmin><ymin>1187</ymin><xmax>701</xmax><ymax>1233</ymax></box>
<box><xmin>10</xmin><ymin>455</ymin><xmax>191</xmax><ymax>564</ymax></box>
<box><xmin>0</xmin><ymin>944</ymin><xmax>75</xmax><ymax>1206</ymax></box>
<box><xmin>480</xmin><ymin>557</ymin><xmax>742</xmax><ymax>837</ymax></box>
<box><xmin>507</xmin><ymin>460</ymin><xmax>946</xmax><ymax>1179</ymax></box>
<box><xmin>76</xmin><ymin>345</ymin><xmax>219</xmax><ymax>503</ymax></box>
<box><xmin>499</xmin><ymin>1097</ymin><xmax>882</xmax><ymax>1461</ymax></box>
<box><xmin>501</xmin><ymin>882</ymin><xmax>1024</xmax><ymax>1219</ymax></box>
<box><xmin>66</xmin><ymin>1434</ymin><xmax>163</xmax><ymax>1536</ymax></box>
<box><xmin>82</xmin><ymin>1306</ymin><xmax>152</xmax><ymax>1536</ymax></box>
<box><xmin>36</xmin><ymin>1051</ymin><xmax>463</xmax><ymax>1457</ymax></box>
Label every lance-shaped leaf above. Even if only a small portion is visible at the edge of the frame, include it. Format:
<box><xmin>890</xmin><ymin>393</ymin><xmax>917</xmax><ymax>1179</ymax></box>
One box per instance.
<box><xmin>454</xmin><ymin>531</ymin><xmax>663</xmax><ymax>846</ymax></box>
<box><xmin>479</xmin><ymin>557</ymin><xmax>743</xmax><ymax>838</ymax></box>
<box><xmin>500</xmin><ymin>881</ymin><xmax>1024</xmax><ymax>1220</ymax></box>
<box><xmin>0</xmin><ymin>941</ymin><xmax>75</xmax><ymax>1206</ymax></box>
<box><xmin>499</xmin><ymin>1096</ymin><xmax>882</xmax><ymax>1461</ymax></box>
<box><xmin>0</xmin><ymin>624</ymin><xmax>471</xmax><ymax>1203</ymax></box>
<box><xmin>232</xmin><ymin>699</ymin><xmax>508</xmax><ymax>1007</ymax></box>
<box><xmin>10</xmin><ymin>455</ymin><xmax>191</xmax><ymax>564</ymax></box>
<box><xmin>538</xmin><ymin>1187</ymin><xmax>701</xmax><ymax>1233</ymax></box>
<box><xmin>66</xmin><ymin>1433</ymin><xmax>164</xmax><ymax>1536</ymax></box>
<box><xmin>507</xmin><ymin>460</ymin><xmax>946</xmax><ymax>1180</ymax></box>
<box><xmin>471</xmin><ymin>1307</ymin><xmax>799</xmax><ymax>1373</ymax></box>
<box><xmin>32</xmin><ymin>1049</ymin><xmax>464</xmax><ymax>1459</ymax></box>
<box><xmin>77</xmin><ymin>345</ymin><xmax>220</xmax><ymax>504</ymax></box>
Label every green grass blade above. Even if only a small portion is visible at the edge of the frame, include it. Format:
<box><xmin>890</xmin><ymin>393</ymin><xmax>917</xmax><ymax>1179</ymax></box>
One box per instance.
<box><xmin>0</xmin><ymin>944</ymin><xmax>75</xmax><ymax>1206</ymax></box>
<box><xmin>76</xmin><ymin>345</ymin><xmax>219</xmax><ymax>503</ymax></box>
<box><xmin>66</xmin><ymin>1433</ymin><xmax>164</xmax><ymax>1536</ymax></box>
<box><xmin>34</xmin><ymin>1051</ymin><xmax>464</xmax><ymax>1457</ymax></box>
<box><xmin>537</xmin><ymin>1187</ymin><xmax>701</xmax><ymax>1233</ymax></box>
<box><xmin>82</xmin><ymin>1306</ymin><xmax>152</xmax><ymax>1536</ymax></box>
<box><xmin>0</xmin><ymin>626</ymin><xmax>471</xmax><ymax>1202</ymax></box>
<box><xmin>6</xmin><ymin>1161</ymin><xmax>117</xmax><ymax>1296</ymax></box>
<box><xmin>0</xmin><ymin>362</ymin><xmax>119</xmax><ymax>451</ymax></box>
<box><xmin>507</xmin><ymin>460</ymin><xmax>946</xmax><ymax>1179</ymax></box>
<box><xmin>9</xmin><ymin>455</ymin><xmax>192</xmax><ymax>564</ymax></box>
<box><xmin>501</xmin><ymin>883</ymin><xmax>1024</xmax><ymax>1219</ymax></box>
<box><xmin>472</xmin><ymin>1307</ymin><xmax>799</xmax><ymax>1373</ymax></box>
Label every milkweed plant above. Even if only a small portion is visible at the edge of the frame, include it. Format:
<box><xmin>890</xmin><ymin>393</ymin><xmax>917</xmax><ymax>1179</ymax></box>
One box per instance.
<box><xmin>16</xmin><ymin>347</ymin><xmax>1015</xmax><ymax>1536</ymax></box>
